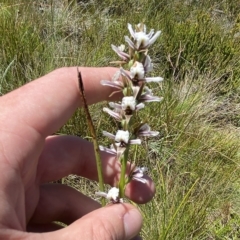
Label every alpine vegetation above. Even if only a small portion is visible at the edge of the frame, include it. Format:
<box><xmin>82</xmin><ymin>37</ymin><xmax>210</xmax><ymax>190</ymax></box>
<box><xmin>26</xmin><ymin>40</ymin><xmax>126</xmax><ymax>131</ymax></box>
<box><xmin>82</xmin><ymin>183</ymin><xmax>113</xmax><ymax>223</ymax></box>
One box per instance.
<box><xmin>96</xmin><ymin>23</ymin><xmax>163</xmax><ymax>202</ymax></box>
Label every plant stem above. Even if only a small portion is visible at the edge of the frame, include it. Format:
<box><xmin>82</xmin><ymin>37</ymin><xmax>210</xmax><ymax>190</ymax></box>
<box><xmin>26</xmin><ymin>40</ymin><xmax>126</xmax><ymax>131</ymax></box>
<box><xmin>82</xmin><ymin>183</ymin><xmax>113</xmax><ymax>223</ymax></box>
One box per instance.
<box><xmin>119</xmin><ymin>146</ymin><xmax>130</xmax><ymax>198</ymax></box>
<box><xmin>77</xmin><ymin>69</ymin><xmax>106</xmax><ymax>206</ymax></box>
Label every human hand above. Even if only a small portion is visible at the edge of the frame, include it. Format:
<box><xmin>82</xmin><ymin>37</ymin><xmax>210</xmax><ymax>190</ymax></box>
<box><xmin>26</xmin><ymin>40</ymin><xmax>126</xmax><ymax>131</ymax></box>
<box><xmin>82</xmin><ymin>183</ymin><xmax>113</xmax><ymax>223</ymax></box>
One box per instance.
<box><xmin>0</xmin><ymin>67</ymin><xmax>155</xmax><ymax>239</ymax></box>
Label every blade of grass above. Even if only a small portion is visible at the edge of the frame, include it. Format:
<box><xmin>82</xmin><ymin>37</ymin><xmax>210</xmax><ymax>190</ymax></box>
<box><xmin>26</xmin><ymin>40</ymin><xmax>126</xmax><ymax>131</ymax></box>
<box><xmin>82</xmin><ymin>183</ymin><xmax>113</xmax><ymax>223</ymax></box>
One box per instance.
<box><xmin>163</xmin><ymin>178</ymin><xmax>200</xmax><ymax>239</ymax></box>
<box><xmin>77</xmin><ymin>68</ymin><xmax>106</xmax><ymax>206</ymax></box>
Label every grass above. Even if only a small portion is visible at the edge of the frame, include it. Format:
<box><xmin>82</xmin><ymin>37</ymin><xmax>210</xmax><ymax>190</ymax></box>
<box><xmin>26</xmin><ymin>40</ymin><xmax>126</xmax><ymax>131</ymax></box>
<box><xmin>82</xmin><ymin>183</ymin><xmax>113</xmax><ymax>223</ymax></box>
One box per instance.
<box><xmin>1</xmin><ymin>0</ymin><xmax>240</xmax><ymax>239</ymax></box>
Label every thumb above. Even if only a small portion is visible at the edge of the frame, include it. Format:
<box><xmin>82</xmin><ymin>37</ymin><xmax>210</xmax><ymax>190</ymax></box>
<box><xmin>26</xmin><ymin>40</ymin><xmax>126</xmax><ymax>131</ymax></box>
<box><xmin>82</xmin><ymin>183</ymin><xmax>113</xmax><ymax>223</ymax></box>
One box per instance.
<box><xmin>31</xmin><ymin>203</ymin><xmax>142</xmax><ymax>240</ymax></box>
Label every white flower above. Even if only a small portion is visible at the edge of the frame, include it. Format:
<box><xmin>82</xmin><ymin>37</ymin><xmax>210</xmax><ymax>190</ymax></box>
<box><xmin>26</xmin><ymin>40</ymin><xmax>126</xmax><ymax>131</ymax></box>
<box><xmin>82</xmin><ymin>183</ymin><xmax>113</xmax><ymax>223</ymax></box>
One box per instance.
<box><xmin>102</xmin><ymin>130</ymin><xmax>128</xmax><ymax>158</ymax></box>
<box><xmin>113</xmin><ymin>129</ymin><xmax>143</xmax><ymax>146</ymax></box>
<box><xmin>130</xmin><ymin>61</ymin><xmax>145</xmax><ymax>79</ymax></box>
<box><xmin>115</xmin><ymin>130</ymin><xmax>129</xmax><ymax>144</ymax></box>
<box><xmin>114</xmin><ymin>130</ymin><xmax>129</xmax><ymax>158</ymax></box>
<box><xmin>135</xmin><ymin>32</ymin><xmax>149</xmax><ymax>49</ymax></box>
<box><xmin>121</xmin><ymin>96</ymin><xmax>136</xmax><ymax>111</ymax></box>
<box><xmin>125</xmin><ymin>23</ymin><xmax>161</xmax><ymax>50</ymax></box>
<box><xmin>103</xmin><ymin>97</ymin><xmax>144</xmax><ymax>123</ymax></box>
<box><xmin>102</xmin><ymin>130</ymin><xmax>141</xmax><ymax>159</ymax></box>
<box><xmin>96</xmin><ymin>187</ymin><xmax>123</xmax><ymax>203</ymax></box>
<box><xmin>120</xmin><ymin>65</ymin><xmax>163</xmax><ymax>86</ymax></box>
<box><xmin>114</xmin><ymin>130</ymin><xmax>142</xmax><ymax>146</ymax></box>
<box><xmin>122</xmin><ymin>96</ymin><xmax>145</xmax><ymax>114</ymax></box>
<box><xmin>107</xmin><ymin>187</ymin><xmax>120</xmax><ymax>201</ymax></box>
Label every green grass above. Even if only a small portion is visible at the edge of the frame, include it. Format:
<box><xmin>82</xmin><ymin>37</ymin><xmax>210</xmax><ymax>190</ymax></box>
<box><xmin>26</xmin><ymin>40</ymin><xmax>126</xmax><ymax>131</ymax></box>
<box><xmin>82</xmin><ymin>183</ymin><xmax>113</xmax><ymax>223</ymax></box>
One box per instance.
<box><xmin>1</xmin><ymin>0</ymin><xmax>240</xmax><ymax>239</ymax></box>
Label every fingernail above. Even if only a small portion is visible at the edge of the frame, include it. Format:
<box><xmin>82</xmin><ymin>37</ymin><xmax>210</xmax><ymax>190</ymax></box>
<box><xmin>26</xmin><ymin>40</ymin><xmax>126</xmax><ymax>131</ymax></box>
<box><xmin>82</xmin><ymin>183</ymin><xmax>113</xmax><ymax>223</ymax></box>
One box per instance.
<box><xmin>123</xmin><ymin>208</ymin><xmax>142</xmax><ymax>239</ymax></box>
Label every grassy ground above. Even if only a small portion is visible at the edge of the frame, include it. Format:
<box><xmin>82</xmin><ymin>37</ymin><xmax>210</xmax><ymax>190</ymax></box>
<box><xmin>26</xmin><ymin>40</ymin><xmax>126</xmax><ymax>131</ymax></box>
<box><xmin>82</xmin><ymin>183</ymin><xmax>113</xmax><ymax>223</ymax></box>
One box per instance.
<box><xmin>1</xmin><ymin>0</ymin><xmax>240</xmax><ymax>239</ymax></box>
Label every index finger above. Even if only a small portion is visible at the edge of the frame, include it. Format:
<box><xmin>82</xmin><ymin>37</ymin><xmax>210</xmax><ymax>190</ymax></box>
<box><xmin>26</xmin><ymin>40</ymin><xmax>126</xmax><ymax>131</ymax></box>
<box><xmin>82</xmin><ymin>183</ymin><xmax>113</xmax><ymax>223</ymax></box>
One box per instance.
<box><xmin>0</xmin><ymin>67</ymin><xmax>119</xmax><ymax>138</ymax></box>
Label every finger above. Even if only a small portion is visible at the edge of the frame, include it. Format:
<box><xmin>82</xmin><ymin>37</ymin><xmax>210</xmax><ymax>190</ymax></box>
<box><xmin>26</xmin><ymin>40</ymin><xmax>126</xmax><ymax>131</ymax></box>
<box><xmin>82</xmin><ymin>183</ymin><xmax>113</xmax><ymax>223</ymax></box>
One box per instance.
<box><xmin>29</xmin><ymin>184</ymin><xmax>100</xmax><ymax>226</ymax></box>
<box><xmin>126</xmin><ymin>176</ymin><xmax>155</xmax><ymax>204</ymax></box>
<box><xmin>29</xmin><ymin>203</ymin><xmax>142</xmax><ymax>240</ymax></box>
<box><xmin>0</xmin><ymin>67</ymin><xmax>119</xmax><ymax>138</ymax></box>
<box><xmin>37</xmin><ymin>135</ymin><xmax>155</xmax><ymax>203</ymax></box>
<box><xmin>38</xmin><ymin>135</ymin><xmax>119</xmax><ymax>184</ymax></box>
<box><xmin>0</xmin><ymin>67</ymin><xmax>120</xmax><ymax>183</ymax></box>
<box><xmin>28</xmin><ymin>225</ymin><xmax>142</xmax><ymax>239</ymax></box>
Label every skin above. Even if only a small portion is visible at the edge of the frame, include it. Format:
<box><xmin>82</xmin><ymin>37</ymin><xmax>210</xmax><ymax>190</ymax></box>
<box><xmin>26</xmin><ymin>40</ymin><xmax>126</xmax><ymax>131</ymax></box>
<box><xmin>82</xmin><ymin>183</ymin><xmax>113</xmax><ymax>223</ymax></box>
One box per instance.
<box><xmin>0</xmin><ymin>67</ymin><xmax>155</xmax><ymax>240</ymax></box>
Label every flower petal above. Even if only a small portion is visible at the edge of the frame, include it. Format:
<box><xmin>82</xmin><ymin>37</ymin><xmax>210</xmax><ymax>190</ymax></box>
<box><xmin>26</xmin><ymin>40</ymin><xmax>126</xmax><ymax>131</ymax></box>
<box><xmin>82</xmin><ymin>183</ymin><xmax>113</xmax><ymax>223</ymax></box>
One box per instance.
<box><xmin>140</xmin><ymin>95</ymin><xmax>163</xmax><ymax>102</ymax></box>
<box><xmin>147</xmin><ymin>29</ymin><xmax>155</xmax><ymax>39</ymax></box>
<box><xmin>132</xmin><ymin>176</ymin><xmax>148</xmax><ymax>184</ymax></box>
<box><xmin>149</xmin><ymin>30</ymin><xmax>161</xmax><ymax>46</ymax></box>
<box><xmin>100</xmin><ymin>80</ymin><xmax>123</xmax><ymax>89</ymax></box>
<box><xmin>139</xmin><ymin>130</ymin><xmax>159</xmax><ymax>137</ymax></box>
<box><xmin>109</xmin><ymin>102</ymin><xmax>122</xmax><ymax>109</ymax></box>
<box><xmin>103</xmin><ymin>107</ymin><xmax>122</xmax><ymax>121</ymax></box>
<box><xmin>99</xmin><ymin>145</ymin><xmax>117</xmax><ymax>155</ymax></box>
<box><xmin>144</xmin><ymin>76</ymin><xmax>164</xmax><ymax>83</ymax></box>
<box><xmin>129</xmin><ymin>139</ymin><xmax>141</xmax><ymax>145</ymax></box>
<box><xmin>102</xmin><ymin>131</ymin><xmax>115</xmax><ymax>140</ymax></box>
<box><xmin>124</xmin><ymin>36</ymin><xmax>135</xmax><ymax>49</ymax></box>
<box><xmin>95</xmin><ymin>191</ymin><xmax>108</xmax><ymax>198</ymax></box>
<box><xmin>111</xmin><ymin>44</ymin><xmax>130</xmax><ymax>61</ymax></box>
<box><xmin>127</xmin><ymin>23</ymin><xmax>135</xmax><ymax>39</ymax></box>
<box><xmin>143</xmin><ymin>55</ymin><xmax>153</xmax><ymax>73</ymax></box>
<box><xmin>135</xmin><ymin>103</ymin><xmax>145</xmax><ymax>111</ymax></box>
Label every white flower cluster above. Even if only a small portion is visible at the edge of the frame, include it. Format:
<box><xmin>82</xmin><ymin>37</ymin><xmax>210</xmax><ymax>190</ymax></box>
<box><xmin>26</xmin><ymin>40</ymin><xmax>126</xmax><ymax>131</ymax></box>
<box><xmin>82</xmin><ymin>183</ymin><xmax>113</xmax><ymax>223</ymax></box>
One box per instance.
<box><xmin>98</xmin><ymin>23</ymin><xmax>163</xmax><ymax>201</ymax></box>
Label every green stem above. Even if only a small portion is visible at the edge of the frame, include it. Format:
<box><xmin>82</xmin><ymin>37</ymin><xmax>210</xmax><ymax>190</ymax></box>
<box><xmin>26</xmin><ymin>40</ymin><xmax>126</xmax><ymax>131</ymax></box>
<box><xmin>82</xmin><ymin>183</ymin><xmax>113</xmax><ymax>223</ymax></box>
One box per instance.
<box><xmin>119</xmin><ymin>156</ymin><xmax>126</xmax><ymax>198</ymax></box>
<box><xmin>119</xmin><ymin>146</ymin><xmax>130</xmax><ymax>198</ymax></box>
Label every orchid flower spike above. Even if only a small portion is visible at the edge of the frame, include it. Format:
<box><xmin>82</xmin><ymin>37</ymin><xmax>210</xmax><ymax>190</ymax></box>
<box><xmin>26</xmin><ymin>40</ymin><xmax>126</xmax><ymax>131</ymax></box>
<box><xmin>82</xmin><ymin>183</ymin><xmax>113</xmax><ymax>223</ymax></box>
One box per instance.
<box><xmin>100</xmin><ymin>22</ymin><xmax>163</xmax><ymax>200</ymax></box>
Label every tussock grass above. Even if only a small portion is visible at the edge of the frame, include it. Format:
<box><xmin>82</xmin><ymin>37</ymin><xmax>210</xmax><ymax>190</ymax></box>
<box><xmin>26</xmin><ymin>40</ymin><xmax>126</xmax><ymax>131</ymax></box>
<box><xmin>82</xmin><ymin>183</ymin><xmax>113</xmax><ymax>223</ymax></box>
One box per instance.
<box><xmin>1</xmin><ymin>0</ymin><xmax>240</xmax><ymax>239</ymax></box>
